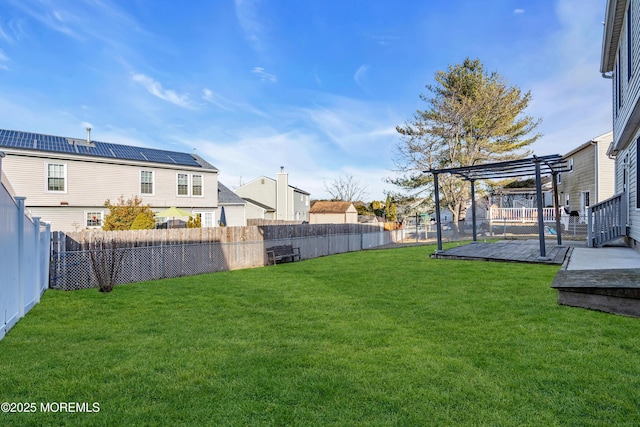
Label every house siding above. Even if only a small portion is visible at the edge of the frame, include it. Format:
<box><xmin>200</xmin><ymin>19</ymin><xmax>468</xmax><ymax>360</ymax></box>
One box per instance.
<box><xmin>616</xmin><ymin>139</ymin><xmax>640</xmax><ymax>242</ymax></box>
<box><xmin>219</xmin><ymin>205</ymin><xmax>245</xmax><ymax>227</ymax></box>
<box><xmin>605</xmin><ymin>0</ymin><xmax>640</xmax><ymax>247</ymax></box>
<box><xmin>235</xmin><ymin>178</ymin><xmax>277</xmax><ymax>212</ymax></box>
<box><xmin>597</xmin><ymin>142</ymin><xmax>617</xmax><ymax>200</ymax></box>
<box><xmin>235</xmin><ymin>174</ymin><xmax>309</xmax><ymax>222</ymax></box>
<box><xmin>1</xmin><ymin>149</ymin><xmax>219</xmax><ymax>231</ymax></box>
<box><xmin>293</xmin><ymin>191</ymin><xmax>310</xmax><ymax>222</ymax></box>
<box><xmin>561</xmin><ymin>147</ymin><xmax>596</xmax><ymax>215</ymax></box>
<box><xmin>612</xmin><ymin>1</ymin><xmax>640</xmax><ymax>149</ymax></box>
<box><xmin>309</xmin><ymin>211</ymin><xmax>358</xmax><ymax>224</ymax></box>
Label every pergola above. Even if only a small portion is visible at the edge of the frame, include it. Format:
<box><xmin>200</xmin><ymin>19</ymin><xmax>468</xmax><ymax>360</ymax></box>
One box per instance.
<box><xmin>425</xmin><ymin>155</ymin><xmax>572</xmax><ymax>260</ymax></box>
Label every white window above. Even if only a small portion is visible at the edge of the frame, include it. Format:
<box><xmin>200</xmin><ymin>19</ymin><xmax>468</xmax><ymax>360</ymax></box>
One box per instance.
<box><xmin>140</xmin><ymin>170</ymin><xmax>154</xmax><ymax>195</ymax></box>
<box><xmin>192</xmin><ymin>174</ymin><xmax>203</xmax><ymax>197</ymax></box>
<box><xmin>46</xmin><ymin>163</ymin><xmax>66</xmax><ymax>193</ymax></box>
<box><xmin>193</xmin><ymin>211</ymin><xmax>214</xmax><ymax>228</ymax></box>
<box><xmin>177</xmin><ymin>173</ymin><xmax>205</xmax><ymax>197</ymax></box>
<box><xmin>177</xmin><ymin>173</ymin><xmax>189</xmax><ymax>196</ymax></box>
<box><xmin>557</xmin><ymin>173</ymin><xmax>562</xmax><ymax>184</ymax></box>
<box><xmin>85</xmin><ymin>211</ymin><xmax>104</xmax><ymax>228</ymax></box>
<box><xmin>568</xmin><ymin>158</ymin><xmax>574</xmax><ymax>172</ymax></box>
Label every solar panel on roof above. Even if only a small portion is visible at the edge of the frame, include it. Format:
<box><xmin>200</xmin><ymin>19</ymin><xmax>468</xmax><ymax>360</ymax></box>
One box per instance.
<box><xmin>0</xmin><ymin>128</ymin><xmax>212</xmax><ymax>169</ymax></box>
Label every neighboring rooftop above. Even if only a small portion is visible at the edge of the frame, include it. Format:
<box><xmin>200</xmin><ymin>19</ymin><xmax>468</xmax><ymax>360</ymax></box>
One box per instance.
<box><xmin>218</xmin><ymin>182</ymin><xmax>245</xmax><ymax>205</ymax></box>
<box><xmin>243</xmin><ymin>198</ymin><xmax>275</xmax><ymax>212</ymax></box>
<box><xmin>0</xmin><ymin>129</ymin><xmax>217</xmax><ymax>170</ymax></box>
<box><xmin>310</xmin><ymin>201</ymin><xmax>355</xmax><ymax>214</ymax></box>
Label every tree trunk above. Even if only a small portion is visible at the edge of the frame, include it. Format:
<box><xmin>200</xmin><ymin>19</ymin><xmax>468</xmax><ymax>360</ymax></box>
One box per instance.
<box><xmin>451</xmin><ymin>204</ymin><xmax>461</xmax><ymax>238</ymax></box>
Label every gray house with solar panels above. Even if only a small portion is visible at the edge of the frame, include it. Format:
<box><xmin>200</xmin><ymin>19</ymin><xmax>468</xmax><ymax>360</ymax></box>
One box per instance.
<box><xmin>0</xmin><ymin>128</ymin><xmax>241</xmax><ymax>231</ymax></box>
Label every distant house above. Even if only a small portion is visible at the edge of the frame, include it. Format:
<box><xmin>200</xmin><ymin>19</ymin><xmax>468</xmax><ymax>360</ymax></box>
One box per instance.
<box><xmin>243</xmin><ymin>198</ymin><xmax>276</xmax><ymax>220</ymax></box>
<box><xmin>217</xmin><ymin>182</ymin><xmax>246</xmax><ymax>227</ymax></box>
<box><xmin>234</xmin><ymin>168</ymin><xmax>310</xmax><ymax>222</ymax></box>
<box><xmin>600</xmin><ymin>1</ymin><xmax>640</xmax><ymax>249</ymax></box>
<box><xmin>309</xmin><ymin>201</ymin><xmax>358</xmax><ymax>224</ymax></box>
<box><xmin>0</xmin><ymin>129</ymin><xmax>223</xmax><ymax>231</ymax></box>
<box><xmin>556</xmin><ymin>132</ymin><xmax>615</xmax><ymax>218</ymax></box>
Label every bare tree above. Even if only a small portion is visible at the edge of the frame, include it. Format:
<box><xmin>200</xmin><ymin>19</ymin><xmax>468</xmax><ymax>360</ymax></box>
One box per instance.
<box><xmin>323</xmin><ymin>174</ymin><xmax>369</xmax><ymax>201</ymax></box>
<box><xmin>88</xmin><ymin>236</ymin><xmax>126</xmax><ymax>292</ymax></box>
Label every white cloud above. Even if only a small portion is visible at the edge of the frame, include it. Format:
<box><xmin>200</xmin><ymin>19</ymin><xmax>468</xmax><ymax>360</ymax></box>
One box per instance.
<box><xmin>202</xmin><ymin>88</ymin><xmax>234</xmax><ymax>111</ymax></box>
<box><xmin>194</xmin><ymin>128</ymin><xmax>396</xmax><ymax>200</ymax></box>
<box><xmin>354</xmin><ymin>64</ymin><xmax>370</xmax><ymax>91</ymax></box>
<box><xmin>526</xmin><ymin>0</ymin><xmax>611</xmax><ymax>155</ymax></box>
<box><xmin>513</xmin><ymin>9</ymin><xmax>525</xmax><ymax>14</ymax></box>
<box><xmin>252</xmin><ymin>67</ymin><xmax>277</xmax><ymax>83</ymax></box>
<box><xmin>132</xmin><ymin>73</ymin><xmax>194</xmax><ymax>109</ymax></box>
<box><xmin>235</xmin><ymin>0</ymin><xmax>265</xmax><ymax>52</ymax></box>
<box><xmin>202</xmin><ymin>88</ymin><xmax>269</xmax><ymax>117</ymax></box>
<box><xmin>0</xmin><ymin>49</ymin><xmax>9</xmax><ymax>70</ymax></box>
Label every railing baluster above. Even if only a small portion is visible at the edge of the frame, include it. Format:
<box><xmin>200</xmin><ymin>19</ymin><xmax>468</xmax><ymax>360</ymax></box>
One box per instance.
<box><xmin>588</xmin><ymin>192</ymin><xmax>626</xmax><ymax>247</ymax></box>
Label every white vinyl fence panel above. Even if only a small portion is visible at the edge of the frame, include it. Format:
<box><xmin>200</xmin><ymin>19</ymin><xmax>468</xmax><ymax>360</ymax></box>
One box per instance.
<box><xmin>0</xmin><ymin>153</ymin><xmax>51</xmax><ymax>341</ymax></box>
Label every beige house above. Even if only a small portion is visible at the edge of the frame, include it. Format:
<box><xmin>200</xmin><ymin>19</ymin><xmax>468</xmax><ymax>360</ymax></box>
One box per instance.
<box><xmin>217</xmin><ymin>182</ymin><xmax>247</xmax><ymax>227</ymax></box>
<box><xmin>0</xmin><ymin>129</ymin><xmax>226</xmax><ymax>231</ymax></box>
<box><xmin>234</xmin><ymin>168</ymin><xmax>310</xmax><ymax>222</ymax></box>
<box><xmin>556</xmin><ymin>132</ymin><xmax>615</xmax><ymax>218</ymax></box>
<box><xmin>309</xmin><ymin>201</ymin><xmax>358</xmax><ymax>224</ymax></box>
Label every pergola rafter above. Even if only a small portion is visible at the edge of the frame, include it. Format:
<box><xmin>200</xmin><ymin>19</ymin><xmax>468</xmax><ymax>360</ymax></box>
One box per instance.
<box><xmin>425</xmin><ymin>155</ymin><xmax>572</xmax><ymax>259</ymax></box>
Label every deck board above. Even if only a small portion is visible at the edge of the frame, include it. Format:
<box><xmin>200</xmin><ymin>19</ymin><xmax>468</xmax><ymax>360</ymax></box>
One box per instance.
<box><xmin>431</xmin><ymin>240</ymin><xmax>569</xmax><ymax>265</ymax></box>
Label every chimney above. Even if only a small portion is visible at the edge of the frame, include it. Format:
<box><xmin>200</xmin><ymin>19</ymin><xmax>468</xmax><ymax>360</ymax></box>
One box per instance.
<box><xmin>86</xmin><ymin>127</ymin><xmax>92</xmax><ymax>145</ymax></box>
<box><xmin>276</xmin><ymin>167</ymin><xmax>289</xmax><ymax>220</ymax></box>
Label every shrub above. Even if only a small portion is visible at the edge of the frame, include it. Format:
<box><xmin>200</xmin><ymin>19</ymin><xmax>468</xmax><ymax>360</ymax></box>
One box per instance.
<box><xmin>187</xmin><ymin>215</ymin><xmax>201</xmax><ymax>228</ymax></box>
<box><xmin>131</xmin><ymin>212</ymin><xmax>156</xmax><ymax>230</ymax></box>
<box><xmin>103</xmin><ymin>195</ymin><xmax>155</xmax><ymax>231</ymax></box>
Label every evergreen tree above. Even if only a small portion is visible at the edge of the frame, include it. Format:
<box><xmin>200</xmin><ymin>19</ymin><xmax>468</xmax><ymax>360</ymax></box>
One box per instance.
<box><xmin>392</xmin><ymin>58</ymin><xmax>541</xmax><ymax>230</ymax></box>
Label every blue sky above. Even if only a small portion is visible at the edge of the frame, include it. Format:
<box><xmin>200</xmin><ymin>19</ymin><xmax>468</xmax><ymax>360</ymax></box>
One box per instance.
<box><xmin>0</xmin><ymin>0</ymin><xmax>611</xmax><ymax>200</ymax></box>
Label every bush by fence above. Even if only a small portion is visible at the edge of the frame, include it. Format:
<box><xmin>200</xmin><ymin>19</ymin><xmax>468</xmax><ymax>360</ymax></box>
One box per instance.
<box><xmin>0</xmin><ymin>154</ymin><xmax>51</xmax><ymax>340</ymax></box>
<box><xmin>50</xmin><ymin>223</ymin><xmax>404</xmax><ymax>291</ymax></box>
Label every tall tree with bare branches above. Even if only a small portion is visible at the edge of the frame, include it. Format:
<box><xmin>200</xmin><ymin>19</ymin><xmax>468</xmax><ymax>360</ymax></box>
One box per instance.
<box><xmin>323</xmin><ymin>174</ymin><xmax>369</xmax><ymax>202</ymax></box>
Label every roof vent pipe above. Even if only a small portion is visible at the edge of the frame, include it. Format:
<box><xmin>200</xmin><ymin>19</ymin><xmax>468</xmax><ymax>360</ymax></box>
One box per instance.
<box><xmin>86</xmin><ymin>127</ymin><xmax>92</xmax><ymax>144</ymax></box>
<box><xmin>280</xmin><ymin>166</ymin><xmax>284</xmax><ymax>172</ymax></box>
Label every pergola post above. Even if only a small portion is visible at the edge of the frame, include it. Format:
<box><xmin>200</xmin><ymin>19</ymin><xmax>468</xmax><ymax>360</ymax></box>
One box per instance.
<box><xmin>425</xmin><ymin>154</ymin><xmax>570</xmax><ymax>260</ymax></box>
<box><xmin>534</xmin><ymin>158</ymin><xmax>548</xmax><ymax>260</ymax></box>
<box><xmin>552</xmin><ymin>172</ymin><xmax>562</xmax><ymax>245</ymax></box>
<box><xmin>470</xmin><ymin>179</ymin><xmax>477</xmax><ymax>242</ymax></box>
<box><xmin>433</xmin><ymin>172</ymin><xmax>443</xmax><ymax>252</ymax></box>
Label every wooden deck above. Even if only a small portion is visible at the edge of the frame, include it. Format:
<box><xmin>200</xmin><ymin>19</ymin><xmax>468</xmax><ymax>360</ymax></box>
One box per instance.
<box><xmin>430</xmin><ymin>240</ymin><xmax>570</xmax><ymax>265</ymax></box>
<box><xmin>552</xmin><ymin>269</ymin><xmax>640</xmax><ymax>317</ymax></box>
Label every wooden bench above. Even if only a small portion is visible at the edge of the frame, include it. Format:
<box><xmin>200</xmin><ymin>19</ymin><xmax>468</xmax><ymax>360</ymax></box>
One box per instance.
<box><xmin>266</xmin><ymin>245</ymin><xmax>301</xmax><ymax>265</ymax></box>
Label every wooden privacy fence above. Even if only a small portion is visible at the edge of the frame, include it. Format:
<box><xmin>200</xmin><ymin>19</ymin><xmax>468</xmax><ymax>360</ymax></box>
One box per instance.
<box><xmin>50</xmin><ymin>223</ymin><xmax>404</xmax><ymax>291</ymax></box>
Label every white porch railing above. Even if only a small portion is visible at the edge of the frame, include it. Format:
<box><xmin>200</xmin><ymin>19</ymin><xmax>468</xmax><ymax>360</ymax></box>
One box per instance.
<box><xmin>587</xmin><ymin>192</ymin><xmax>627</xmax><ymax>248</ymax></box>
<box><xmin>488</xmin><ymin>206</ymin><xmax>556</xmax><ymax>223</ymax></box>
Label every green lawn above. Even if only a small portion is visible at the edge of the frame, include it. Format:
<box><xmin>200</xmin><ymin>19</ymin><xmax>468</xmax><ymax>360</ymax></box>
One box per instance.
<box><xmin>1</xmin><ymin>245</ymin><xmax>639</xmax><ymax>426</ymax></box>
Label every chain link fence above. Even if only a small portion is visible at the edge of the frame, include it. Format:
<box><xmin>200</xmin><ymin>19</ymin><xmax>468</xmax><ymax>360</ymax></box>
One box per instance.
<box><xmin>402</xmin><ymin>215</ymin><xmax>589</xmax><ymax>243</ymax></box>
<box><xmin>50</xmin><ymin>230</ymin><xmax>403</xmax><ymax>291</ymax></box>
